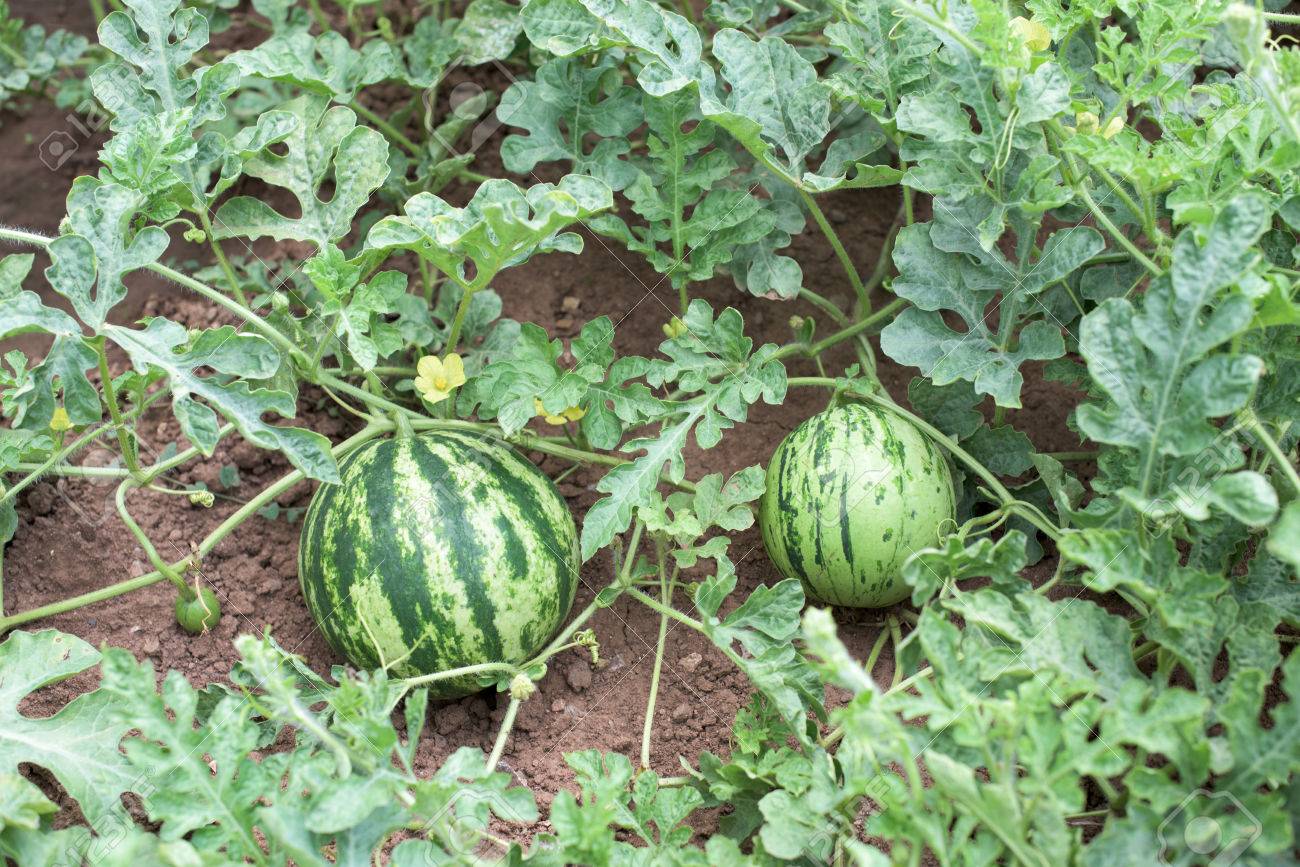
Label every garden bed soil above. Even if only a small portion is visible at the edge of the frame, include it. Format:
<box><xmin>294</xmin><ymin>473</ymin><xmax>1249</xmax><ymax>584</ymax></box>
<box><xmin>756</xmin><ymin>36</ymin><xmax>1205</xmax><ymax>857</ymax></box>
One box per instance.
<box><xmin>1</xmin><ymin>0</ymin><xmax>1091</xmax><ymax>844</ymax></box>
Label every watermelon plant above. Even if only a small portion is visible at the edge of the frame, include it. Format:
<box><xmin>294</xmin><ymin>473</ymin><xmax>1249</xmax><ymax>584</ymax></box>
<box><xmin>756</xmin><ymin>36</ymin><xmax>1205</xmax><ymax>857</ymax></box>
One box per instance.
<box><xmin>0</xmin><ymin>0</ymin><xmax>1297</xmax><ymax>863</ymax></box>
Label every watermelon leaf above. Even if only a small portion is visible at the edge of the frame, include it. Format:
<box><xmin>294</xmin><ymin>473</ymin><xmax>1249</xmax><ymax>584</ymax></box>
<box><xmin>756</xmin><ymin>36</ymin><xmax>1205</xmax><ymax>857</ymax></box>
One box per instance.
<box><xmin>0</xmin><ymin>631</ymin><xmax>136</xmax><ymax>828</ymax></box>
<box><xmin>46</xmin><ymin>179</ymin><xmax>169</xmax><ymax>329</ymax></box>
<box><xmin>499</xmin><ymin>55</ymin><xmax>643</xmax><ymax>191</ymax></box>
<box><xmin>367</xmin><ymin>174</ymin><xmax>612</xmax><ymax>292</ymax></box>
<box><xmin>580</xmin><ymin>300</ymin><xmax>785</xmax><ymax>559</ymax></box>
<box><xmin>225</xmin><ymin>30</ymin><xmax>404</xmax><ymax>102</ymax></box>
<box><xmin>215</xmin><ymin>95</ymin><xmax>390</xmax><ymax>249</ymax></box>
<box><xmin>103</xmin><ymin>319</ymin><xmax>339</xmax><ymax>482</ymax></box>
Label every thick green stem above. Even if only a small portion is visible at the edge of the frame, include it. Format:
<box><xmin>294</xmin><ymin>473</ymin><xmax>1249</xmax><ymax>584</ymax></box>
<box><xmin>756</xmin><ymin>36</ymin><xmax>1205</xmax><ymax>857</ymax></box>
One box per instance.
<box><xmin>863</xmin><ymin>624</ymin><xmax>890</xmax><ymax>678</ymax></box>
<box><xmin>627</xmin><ymin>586</ymin><xmax>704</xmax><ymax>632</ymax></box>
<box><xmin>860</xmin><ymin>209</ymin><xmax>904</xmax><ymax>305</ymax></box>
<box><xmin>619</xmin><ymin>520</ymin><xmax>645</xmax><ymax>583</ymax></box>
<box><xmin>305</xmin><ymin>0</ymin><xmax>330</xmax><ymax>29</ymax></box>
<box><xmin>640</xmin><ymin>546</ymin><xmax>671</xmax><ymax>769</ymax></box>
<box><xmin>887</xmin><ymin>615</ymin><xmax>904</xmax><ymax>688</ymax></box>
<box><xmin>1044</xmin><ymin>129</ymin><xmax>1163</xmax><ymax>276</ymax></box>
<box><xmin>401</xmin><ymin>661</ymin><xmax>514</xmax><ymax>688</ymax></box>
<box><xmin>892</xmin><ymin>0</ymin><xmax>983</xmax><ymax>54</ymax></box>
<box><xmin>1245</xmin><ymin>413</ymin><xmax>1300</xmax><ymax>496</ymax></box>
<box><xmin>1045</xmin><ymin>451</ymin><xmax>1096</xmax><ymax>463</ymax></box>
<box><xmin>115</xmin><ymin>481</ymin><xmax>190</xmax><ymax>596</ymax></box>
<box><xmin>485</xmin><ymin>698</ymin><xmax>521</xmax><ymax>772</ymax></box>
<box><xmin>444</xmin><ymin>283</ymin><xmax>477</xmax><ymax>355</ymax></box>
<box><xmin>198</xmin><ymin>210</ymin><xmax>250</xmax><ymax>308</ymax></box>
<box><xmin>95</xmin><ymin>339</ymin><xmax>140</xmax><ymax>475</ymax></box>
<box><xmin>799</xmin><ymin>188</ymin><xmax>868</xmax><ymax>311</ymax></box>
<box><xmin>798</xmin><ymin>288</ymin><xmax>852</xmax><ymax>325</ymax></box>
<box><xmin>2</xmin><ymin>388</ymin><xmax>173</xmax><ymax>506</ymax></box>
<box><xmin>1076</xmin><ymin>186</ymin><xmax>1161</xmax><ymax>275</ymax></box>
<box><xmin>820</xmin><ymin>665</ymin><xmax>934</xmax><ymax>749</ymax></box>
<box><xmin>0</xmin><ymin>38</ymin><xmax>27</xmax><ymax>67</ymax></box>
<box><xmin>318</xmin><ymin>371</ymin><xmax>420</xmax><ymax>419</ymax></box>
<box><xmin>27</xmin><ymin>422</ymin><xmax>232</xmax><ymax>486</ymax></box>
<box><xmin>2</xmin><ymin>423</ymin><xmax>117</xmax><ymax>507</ymax></box>
<box><xmin>351</xmin><ymin>100</ymin><xmax>421</xmax><ymax>156</ymax></box>
<box><xmin>750</xmin><ymin>154</ymin><xmax>868</xmax><ymax>311</ymax></box>
<box><xmin>405</xmin><ymin>418</ymin><xmax>699</xmax><ymax>493</ymax></box>
<box><xmin>775</xmin><ymin>298</ymin><xmax>908</xmax><ymax>362</ymax></box>
<box><xmin>1090</xmin><ymin>164</ymin><xmax>1158</xmax><ymax>245</ymax></box>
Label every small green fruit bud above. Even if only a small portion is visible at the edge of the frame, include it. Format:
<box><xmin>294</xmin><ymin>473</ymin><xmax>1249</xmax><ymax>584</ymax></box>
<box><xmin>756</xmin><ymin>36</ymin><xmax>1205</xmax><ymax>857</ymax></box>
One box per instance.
<box><xmin>176</xmin><ymin>586</ymin><xmax>221</xmax><ymax>634</ymax></box>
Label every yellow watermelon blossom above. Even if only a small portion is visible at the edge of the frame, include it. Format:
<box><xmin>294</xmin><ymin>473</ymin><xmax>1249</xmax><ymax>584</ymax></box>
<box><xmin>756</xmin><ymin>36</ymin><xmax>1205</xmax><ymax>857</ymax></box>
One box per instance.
<box><xmin>413</xmin><ymin>353</ymin><xmax>466</xmax><ymax>405</ymax></box>
<box><xmin>1010</xmin><ymin>16</ymin><xmax>1052</xmax><ymax>52</ymax></box>
<box><xmin>534</xmin><ymin>398</ymin><xmax>586</xmax><ymax>425</ymax></box>
<box><xmin>662</xmin><ymin>316</ymin><xmax>688</xmax><ymax>339</ymax></box>
<box><xmin>49</xmin><ymin>407</ymin><xmax>71</xmax><ymax>432</ymax></box>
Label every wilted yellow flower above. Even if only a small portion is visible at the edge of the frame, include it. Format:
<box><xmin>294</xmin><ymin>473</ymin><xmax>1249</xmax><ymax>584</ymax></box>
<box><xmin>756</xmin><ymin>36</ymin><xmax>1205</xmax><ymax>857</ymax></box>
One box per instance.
<box><xmin>49</xmin><ymin>407</ymin><xmax>71</xmax><ymax>432</ymax></box>
<box><xmin>534</xmin><ymin>398</ymin><xmax>586</xmax><ymax>425</ymax></box>
<box><xmin>1075</xmin><ymin>111</ymin><xmax>1100</xmax><ymax>134</ymax></box>
<box><xmin>1010</xmin><ymin>16</ymin><xmax>1052</xmax><ymax>52</ymax></box>
<box><xmin>509</xmin><ymin>672</ymin><xmax>537</xmax><ymax>701</ymax></box>
<box><xmin>413</xmin><ymin>353</ymin><xmax>466</xmax><ymax>404</ymax></box>
<box><xmin>1101</xmin><ymin>116</ymin><xmax>1124</xmax><ymax>139</ymax></box>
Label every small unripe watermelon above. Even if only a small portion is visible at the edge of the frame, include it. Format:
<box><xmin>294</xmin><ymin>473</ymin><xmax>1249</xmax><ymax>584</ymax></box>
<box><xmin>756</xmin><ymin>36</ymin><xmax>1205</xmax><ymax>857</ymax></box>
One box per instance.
<box><xmin>176</xmin><ymin>586</ymin><xmax>221</xmax><ymax>634</ymax></box>
<box><xmin>759</xmin><ymin>402</ymin><xmax>955</xmax><ymax>607</ymax></box>
<box><xmin>299</xmin><ymin>432</ymin><xmax>578</xmax><ymax>696</ymax></box>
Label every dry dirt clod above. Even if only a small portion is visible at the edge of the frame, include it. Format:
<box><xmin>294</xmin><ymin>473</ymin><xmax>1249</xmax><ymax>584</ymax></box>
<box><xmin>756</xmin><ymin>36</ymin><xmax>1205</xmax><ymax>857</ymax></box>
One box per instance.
<box><xmin>25</xmin><ymin>483</ymin><xmax>56</xmax><ymax>516</ymax></box>
<box><xmin>436</xmin><ymin>704</ymin><xmax>470</xmax><ymax>735</ymax></box>
<box><xmin>561</xmin><ymin>295</ymin><xmax>580</xmax><ymax>311</ymax></box>
<box><xmin>678</xmin><ymin>652</ymin><xmax>703</xmax><ymax>673</ymax></box>
<box><xmin>671</xmin><ymin>703</ymin><xmax>691</xmax><ymax>723</ymax></box>
<box><xmin>565</xmin><ymin>660</ymin><xmax>593</xmax><ymax>692</ymax></box>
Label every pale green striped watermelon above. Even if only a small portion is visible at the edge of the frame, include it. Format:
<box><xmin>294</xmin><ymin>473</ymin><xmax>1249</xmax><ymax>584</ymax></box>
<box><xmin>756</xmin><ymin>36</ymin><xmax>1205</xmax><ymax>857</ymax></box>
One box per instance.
<box><xmin>759</xmin><ymin>402</ymin><xmax>955</xmax><ymax>607</ymax></box>
<box><xmin>299</xmin><ymin>432</ymin><xmax>578</xmax><ymax>695</ymax></box>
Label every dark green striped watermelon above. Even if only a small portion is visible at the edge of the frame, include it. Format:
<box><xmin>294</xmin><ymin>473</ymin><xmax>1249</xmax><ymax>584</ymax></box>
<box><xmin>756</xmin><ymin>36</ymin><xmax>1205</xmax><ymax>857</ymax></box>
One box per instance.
<box><xmin>299</xmin><ymin>432</ymin><xmax>578</xmax><ymax>695</ymax></box>
<box><xmin>759</xmin><ymin>402</ymin><xmax>955</xmax><ymax>608</ymax></box>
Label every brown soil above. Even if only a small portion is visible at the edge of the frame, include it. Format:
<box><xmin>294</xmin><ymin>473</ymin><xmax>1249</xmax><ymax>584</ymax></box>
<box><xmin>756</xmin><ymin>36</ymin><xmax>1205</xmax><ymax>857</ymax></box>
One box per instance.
<box><xmin>1</xmin><ymin>0</ymin><xmax>1082</xmax><ymax>847</ymax></box>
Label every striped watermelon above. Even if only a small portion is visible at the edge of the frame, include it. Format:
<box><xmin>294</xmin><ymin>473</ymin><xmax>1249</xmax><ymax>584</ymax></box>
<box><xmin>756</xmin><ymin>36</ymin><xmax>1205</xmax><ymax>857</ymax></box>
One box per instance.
<box><xmin>759</xmin><ymin>401</ymin><xmax>955</xmax><ymax>607</ymax></box>
<box><xmin>299</xmin><ymin>432</ymin><xmax>578</xmax><ymax>695</ymax></box>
